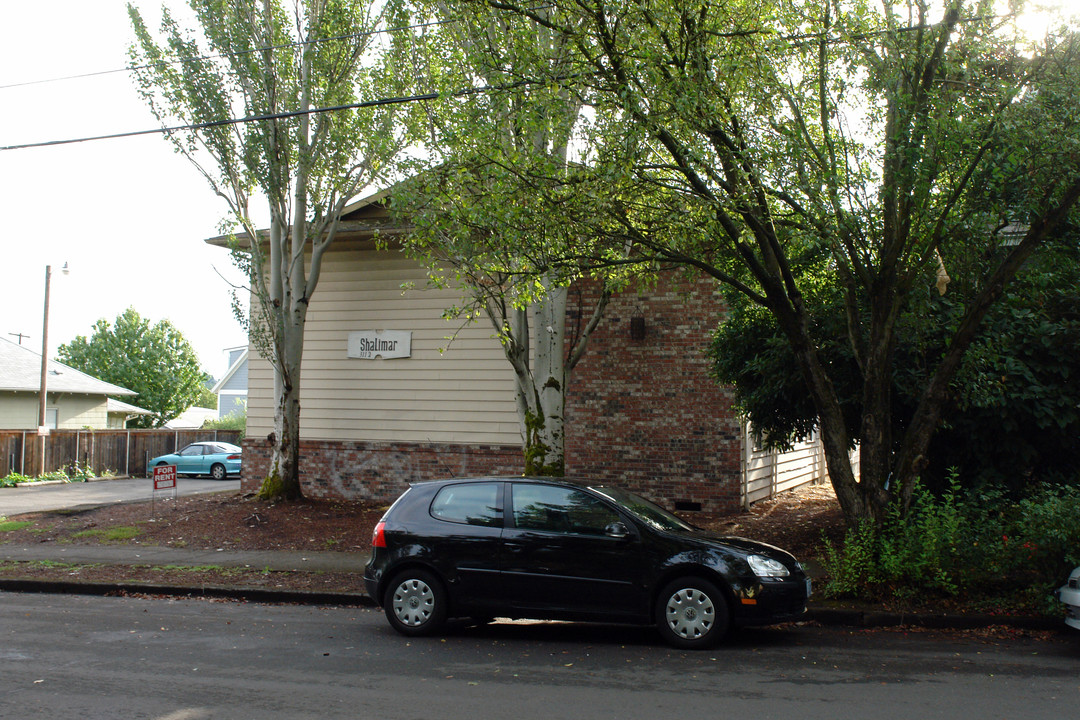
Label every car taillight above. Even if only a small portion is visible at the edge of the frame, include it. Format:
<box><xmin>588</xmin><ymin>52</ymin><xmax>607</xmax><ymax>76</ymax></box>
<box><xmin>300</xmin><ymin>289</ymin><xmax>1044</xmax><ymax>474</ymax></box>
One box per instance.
<box><xmin>226</xmin><ymin>454</ymin><xmax>241</xmax><ymax>460</ymax></box>
<box><xmin>372</xmin><ymin>521</ymin><xmax>386</xmax><ymax>548</ymax></box>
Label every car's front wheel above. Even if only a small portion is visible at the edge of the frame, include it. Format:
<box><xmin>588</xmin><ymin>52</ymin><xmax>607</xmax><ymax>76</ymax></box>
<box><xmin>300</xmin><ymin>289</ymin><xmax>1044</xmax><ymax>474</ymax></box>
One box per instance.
<box><xmin>655</xmin><ymin>577</ymin><xmax>730</xmax><ymax>649</ymax></box>
<box><xmin>210</xmin><ymin>463</ymin><xmax>227</xmax><ymax>480</ymax></box>
<box><xmin>384</xmin><ymin>569</ymin><xmax>448</xmax><ymax>637</ymax></box>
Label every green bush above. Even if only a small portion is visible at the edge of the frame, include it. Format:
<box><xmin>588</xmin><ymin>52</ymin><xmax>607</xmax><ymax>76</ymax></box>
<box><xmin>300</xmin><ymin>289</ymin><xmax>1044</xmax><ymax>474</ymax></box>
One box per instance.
<box><xmin>65</xmin><ymin>462</ymin><xmax>95</xmax><ymax>482</ymax></box>
<box><xmin>202</xmin><ymin>409</ymin><xmax>246</xmax><ymax>437</ymax></box>
<box><xmin>0</xmin><ymin>463</ymin><xmax>96</xmax><ymax>487</ymax></box>
<box><xmin>0</xmin><ymin>472</ymin><xmax>31</xmax><ymax>488</ymax></box>
<box><xmin>819</xmin><ymin>477</ymin><xmax>1080</xmax><ymax>614</ymax></box>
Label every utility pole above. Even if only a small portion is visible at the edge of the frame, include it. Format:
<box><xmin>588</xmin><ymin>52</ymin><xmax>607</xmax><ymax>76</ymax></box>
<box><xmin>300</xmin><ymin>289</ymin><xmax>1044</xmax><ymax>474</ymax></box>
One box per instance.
<box><xmin>38</xmin><ymin>265</ymin><xmax>53</xmax><ymax>474</ymax></box>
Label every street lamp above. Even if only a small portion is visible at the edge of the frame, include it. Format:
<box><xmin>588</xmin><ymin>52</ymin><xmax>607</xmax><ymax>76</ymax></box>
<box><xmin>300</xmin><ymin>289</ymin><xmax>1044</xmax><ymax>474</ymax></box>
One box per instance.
<box><xmin>38</xmin><ymin>262</ymin><xmax>69</xmax><ymax>473</ymax></box>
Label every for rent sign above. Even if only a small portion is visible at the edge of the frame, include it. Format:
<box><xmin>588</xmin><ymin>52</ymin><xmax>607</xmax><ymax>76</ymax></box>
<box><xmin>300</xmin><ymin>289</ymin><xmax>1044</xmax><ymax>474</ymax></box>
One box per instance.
<box><xmin>153</xmin><ymin>464</ymin><xmax>177</xmax><ymax>490</ymax></box>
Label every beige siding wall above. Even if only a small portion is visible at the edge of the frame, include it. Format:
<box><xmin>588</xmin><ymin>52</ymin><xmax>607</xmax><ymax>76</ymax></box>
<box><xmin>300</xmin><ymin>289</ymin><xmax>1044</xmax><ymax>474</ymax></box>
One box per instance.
<box><xmin>741</xmin><ymin>424</ymin><xmax>861</xmax><ymax>506</ymax></box>
<box><xmin>246</xmin><ymin>242</ymin><xmax>521</xmax><ymax>445</ymax></box>
<box><xmin>0</xmin><ymin>393</ymin><xmax>39</xmax><ymax>429</ymax></box>
<box><xmin>55</xmin><ymin>395</ymin><xmax>108</xmax><ymax>429</ymax></box>
<box><xmin>0</xmin><ymin>392</ymin><xmax>109</xmax><ymax>430</ymax></box>
<box><xmin>742</xmin><ymin>428</ymin><xmax>826</xmax><ymax>506</ymax></box>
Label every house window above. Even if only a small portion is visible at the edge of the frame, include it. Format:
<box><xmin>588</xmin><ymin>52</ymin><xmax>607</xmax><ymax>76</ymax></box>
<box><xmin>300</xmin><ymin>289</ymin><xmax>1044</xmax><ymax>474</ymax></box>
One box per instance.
<box><xmin>45</xmin><ymin>408</ymin><xmax>58</xmax><ymax>429</ymax></box>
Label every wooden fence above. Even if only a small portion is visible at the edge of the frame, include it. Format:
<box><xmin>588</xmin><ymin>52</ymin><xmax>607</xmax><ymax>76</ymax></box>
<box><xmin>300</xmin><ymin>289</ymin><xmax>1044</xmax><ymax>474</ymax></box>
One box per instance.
<box><xmin>0</xmin><ymin>429</ymin><xmax>243</xmax><ymax>479</ymax></box>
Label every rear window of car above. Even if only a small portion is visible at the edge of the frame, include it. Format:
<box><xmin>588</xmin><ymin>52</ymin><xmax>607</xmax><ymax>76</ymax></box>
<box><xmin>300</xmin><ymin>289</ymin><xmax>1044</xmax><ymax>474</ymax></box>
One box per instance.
<box><xmin>430</xmin><ymin>482</ymin><xmax>502</xmax><ymax>527</ymax></box>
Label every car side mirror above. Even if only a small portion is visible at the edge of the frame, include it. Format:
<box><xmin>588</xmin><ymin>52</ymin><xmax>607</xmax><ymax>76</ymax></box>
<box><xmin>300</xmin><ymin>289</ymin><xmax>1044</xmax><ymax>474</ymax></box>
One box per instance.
<box><xmin>605</xmin><ymin>521</ymin><xmax>630</xmax><ymax>539</ymax></box>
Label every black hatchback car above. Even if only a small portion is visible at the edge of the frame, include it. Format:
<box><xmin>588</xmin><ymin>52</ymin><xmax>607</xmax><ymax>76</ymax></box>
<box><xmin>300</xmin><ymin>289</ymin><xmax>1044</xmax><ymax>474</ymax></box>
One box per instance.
<box><xmin>364</xmin><ymin>477</ymin><xmax>810</xmax><ymax>649</ymax></box>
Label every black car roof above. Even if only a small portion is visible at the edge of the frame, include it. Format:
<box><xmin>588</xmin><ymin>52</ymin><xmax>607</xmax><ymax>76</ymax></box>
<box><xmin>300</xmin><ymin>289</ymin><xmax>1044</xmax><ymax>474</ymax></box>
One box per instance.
<box><xmin>409</xmin><ymin>476</ymin><xmax>593</xmax><ymax>489</ymax></box>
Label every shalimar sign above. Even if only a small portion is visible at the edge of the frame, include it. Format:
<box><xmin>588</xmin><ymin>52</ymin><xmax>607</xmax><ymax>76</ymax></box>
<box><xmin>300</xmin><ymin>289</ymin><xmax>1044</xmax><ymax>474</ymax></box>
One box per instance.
<box><xmin>347</xmin><ymin>330</ymin><xmax>412</xmax><ymax>360</ymax></box>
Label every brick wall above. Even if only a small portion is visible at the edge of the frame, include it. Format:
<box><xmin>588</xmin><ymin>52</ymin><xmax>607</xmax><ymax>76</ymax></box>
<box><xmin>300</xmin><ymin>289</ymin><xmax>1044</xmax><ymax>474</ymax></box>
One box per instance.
<box><xmin>564</xmin><ymin>275</ymin><xmax>743</xmax><ymax>514</ymax></box>
<box><xmin>240</xmin><ymin>438</ymin><xmax>521</xmax><ymax>504</ymax></box>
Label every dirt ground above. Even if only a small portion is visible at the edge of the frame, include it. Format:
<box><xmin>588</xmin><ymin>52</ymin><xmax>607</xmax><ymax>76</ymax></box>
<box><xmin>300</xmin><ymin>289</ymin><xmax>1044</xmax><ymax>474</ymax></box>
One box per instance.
<box><xmin>0</xmin><ymin>482</ymin><xmax>844</xmax><ymax>594</ymax></box>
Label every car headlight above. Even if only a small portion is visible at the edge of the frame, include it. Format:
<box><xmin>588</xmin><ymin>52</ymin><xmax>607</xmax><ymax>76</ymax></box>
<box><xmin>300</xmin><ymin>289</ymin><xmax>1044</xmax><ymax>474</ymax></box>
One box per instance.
<box><xmin>747</xmin><ymin>554</ymin><xmax>790</xmax><ymax>579</ymax></box>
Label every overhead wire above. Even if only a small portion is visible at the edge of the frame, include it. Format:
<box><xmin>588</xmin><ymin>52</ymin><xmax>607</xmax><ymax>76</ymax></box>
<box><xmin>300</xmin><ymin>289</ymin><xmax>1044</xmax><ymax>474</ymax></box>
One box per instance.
<box><xmin>0</xmin><ymin>10</ymin><xmax>1030</xmax><ymax>153</ymax></box>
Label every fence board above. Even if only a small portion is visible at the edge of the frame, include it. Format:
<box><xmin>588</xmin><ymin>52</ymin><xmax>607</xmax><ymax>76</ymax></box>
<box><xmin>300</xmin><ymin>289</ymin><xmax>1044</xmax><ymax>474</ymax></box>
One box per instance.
<box><xmin>0</xmin><ymin>429</ymin><xmax>242</xmax><ymax>479</ymax></box>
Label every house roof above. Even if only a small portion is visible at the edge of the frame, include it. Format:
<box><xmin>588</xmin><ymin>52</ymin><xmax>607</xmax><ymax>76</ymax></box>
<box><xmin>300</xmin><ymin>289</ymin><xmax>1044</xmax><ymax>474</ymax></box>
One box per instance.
<box><xmin>164</xmin><ymin>406</ymin><xmax>218</xmax><ymax>429</ymax></box>
<box><xmin>0</xmin><ymin>337</ymin><xmax>137</xmax><ymax>396</ymax></box>
<box><xmin>211</xmin><ymin>347</ymin><xmax>248</xmax><ymax>394</ymax></box>
<box><xmin>204</xmin><ymin>186</ymin><xmax>411</xmax><ymax>248</ymax></box>
<box><xmin>106</xmin><ymin>398</ymin><xmax>153</xmax><ymax>416</ymax></box>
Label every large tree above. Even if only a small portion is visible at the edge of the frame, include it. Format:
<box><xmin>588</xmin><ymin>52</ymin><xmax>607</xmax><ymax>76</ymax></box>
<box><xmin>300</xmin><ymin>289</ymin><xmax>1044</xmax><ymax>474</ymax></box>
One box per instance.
<box><xmin>461</xmin><ymin>0</ymin><xmax>1080</xmax><ymax>523</ymax></box>
<box><xmin>58</xmin><ymin>308</ymin><xmax>205</xmax><ymax>427</ymax></box>
<box><xmin>391</xmin><ymin>2</ymin><xmax>611</xmax><ymax>474</ymax></box>
<box><xmin>128</xmin><ymin>0</ymin><xmax>411</xmax><ymax>499</ymax></box>
<box><xmin>710</xmin><ymin>234</ymin><xmax>1080</xmax><ymax>494</ymax></box>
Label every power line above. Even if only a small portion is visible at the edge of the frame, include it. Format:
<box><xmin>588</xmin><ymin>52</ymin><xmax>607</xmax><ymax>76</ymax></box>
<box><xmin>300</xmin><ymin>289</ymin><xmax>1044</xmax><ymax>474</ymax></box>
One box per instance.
<box><xmin>0</xmin><ymin>75</ymin><xmax>561</xmax><ymax>152</ymax></box>
<box><xmin>0</xmin><ymin>15</ymin><xmax>456</xmax><ymax>91</ymax></box>
<box><xmin>0</xmin><ymin>11</ymin><xmax>1035</xmax><ymax>152</ymax></box>
<box><xmin>0</xmin><ymin>7</ymin><xmax>549</xmax><ymax>92</ymax></box>
<box><xmin>0</xmin><ymin>93</ymin><xmax>435</xmax><ymax>152</ymax></box>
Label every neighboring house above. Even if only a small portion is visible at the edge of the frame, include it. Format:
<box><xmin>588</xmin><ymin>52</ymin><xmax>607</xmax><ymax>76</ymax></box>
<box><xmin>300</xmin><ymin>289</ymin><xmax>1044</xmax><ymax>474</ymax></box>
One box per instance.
<box><xmin>212</xmin><ymin>346</ymin><xmax>248</xmax><ymax>419</ymax></box>
<box><xmin>0</xmin><ymin>337</ymin><xmax>137</xmax><ymax>429</ymax></box>
<box><xmin>164</xmin><ymin>406</ymin><xmax>220</xmax><ymax>429</ymax></box>
<box><xmin>105</xmin><ymin>398</ymin><xmax>154</xmax><ymax>429</ymax></box>
<box><xmin>210</xmin><ymin>190</ymin><xmax>842</xmax><ymax>514</ymax></box>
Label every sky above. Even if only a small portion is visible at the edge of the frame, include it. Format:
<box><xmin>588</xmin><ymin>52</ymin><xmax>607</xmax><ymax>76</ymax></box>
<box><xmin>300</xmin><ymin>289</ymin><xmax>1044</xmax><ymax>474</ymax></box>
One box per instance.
<box><xmin>0</xmin><ymin>1</ymin><xmax>248</xmax><ymax>381</ymax></box>
<box><xmin>0</xmin><ymin>0</ymin><xmax>1073</xmax><ymax>382</ymax></box>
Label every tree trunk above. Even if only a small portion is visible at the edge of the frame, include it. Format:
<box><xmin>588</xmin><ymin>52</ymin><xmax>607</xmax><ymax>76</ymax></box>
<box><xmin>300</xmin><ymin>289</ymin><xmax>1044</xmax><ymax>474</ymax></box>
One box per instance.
<box><xmin>524</xmin><ymin>285</ymin><xmax>567</xmax><ymax>476</ymax></box>
<box><xmin>261</xmin><ymin>319</ymin><xmax>305</xmax><ymax>501</ymax></box>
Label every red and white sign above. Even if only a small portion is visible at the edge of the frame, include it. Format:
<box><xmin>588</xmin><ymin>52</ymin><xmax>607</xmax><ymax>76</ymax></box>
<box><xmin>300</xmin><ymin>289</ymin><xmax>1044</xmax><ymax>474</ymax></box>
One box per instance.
<box><xmin>153</xmin><ymin>464</ymin><xmax>177</xmax><ymax>490</ymax></box>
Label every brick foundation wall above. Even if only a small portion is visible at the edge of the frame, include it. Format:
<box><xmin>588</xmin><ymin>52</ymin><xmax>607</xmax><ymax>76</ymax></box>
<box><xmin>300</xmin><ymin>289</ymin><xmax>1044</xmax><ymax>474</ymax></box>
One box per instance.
<box><xmin>240</xmin><ymin>438</ymin><xmax>522</xmax><ymax>504</ymax></box>
<box><xmin>564</xmin><ymin>276</ymin><xmax>743</xmax><ymax>514</ymax></box>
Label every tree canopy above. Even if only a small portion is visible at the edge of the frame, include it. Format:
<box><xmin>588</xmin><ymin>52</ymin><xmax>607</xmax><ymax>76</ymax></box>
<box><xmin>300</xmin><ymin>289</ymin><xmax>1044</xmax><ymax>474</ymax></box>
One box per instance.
<box><xmin>435</xmin><ymin>0</ymin><xmax>1080</xmax><ymax>523</ymax></box>
<box><xmin>390</xmin><ymin>1</ymin><xmax>614</xmax><ymax>474</ymax></box>
<box><xmin>128</xmin><ymin>0</ymin><xmax>413</xmax><ymax>498</ymax></box>
<box><xmin>58</xmin><ymin>308</ymin><xmax>205</xmax><ymax>428</ymax></box>
<box><xmin>711</xmin><ymin>232</ymin><xmax>1080</xmax><ymax>494</ymax></box>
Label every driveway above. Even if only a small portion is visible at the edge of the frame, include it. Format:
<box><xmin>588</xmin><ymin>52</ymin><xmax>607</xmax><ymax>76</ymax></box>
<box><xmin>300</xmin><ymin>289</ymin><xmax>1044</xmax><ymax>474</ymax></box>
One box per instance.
<box><xmin>0</xmin><ymin>476</ymin><xmax>240</xmax><ymax>516</ymax></box>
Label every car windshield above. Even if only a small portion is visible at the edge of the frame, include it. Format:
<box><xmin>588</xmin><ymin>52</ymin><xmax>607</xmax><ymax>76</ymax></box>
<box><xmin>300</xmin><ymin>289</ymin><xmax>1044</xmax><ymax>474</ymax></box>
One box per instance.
<box><xmin>590</xmin><ymin>486</ymin><xmax>696</xmax><ymax>533</ymax></box>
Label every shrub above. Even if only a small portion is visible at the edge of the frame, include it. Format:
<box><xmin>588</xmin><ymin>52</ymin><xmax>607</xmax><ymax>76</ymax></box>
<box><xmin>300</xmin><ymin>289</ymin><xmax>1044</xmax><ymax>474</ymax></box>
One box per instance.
<box><xmin>202</xmin><ymin>409</ymin><xmax>246</xmax><ymax>437</ymax></box>
<box><xmin>0</xmin><ymin>472</ymin><xmax>31</xmax><ymax>488</ymax></box>
<box><xmin>818</xmin><ymin>476</ymin><xmax>1080</xmax><ymax>614</ymax></box>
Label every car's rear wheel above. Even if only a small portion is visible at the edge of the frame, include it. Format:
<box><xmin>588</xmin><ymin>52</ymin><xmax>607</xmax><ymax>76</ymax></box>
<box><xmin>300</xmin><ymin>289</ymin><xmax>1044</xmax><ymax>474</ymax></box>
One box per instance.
<box><xmin>655</xmin><ymin>577</ymin><xmax>730</xmax><ymax>649</ymax></box>
<box><xmin>210</xmin><ymin>463</ymin><xmax>227</xmax><ymax>480</ymax></box>
<box><xmin>384</xmin><ymin>569</ymin><xmax>447</xmax><ymax>637</ymax></box>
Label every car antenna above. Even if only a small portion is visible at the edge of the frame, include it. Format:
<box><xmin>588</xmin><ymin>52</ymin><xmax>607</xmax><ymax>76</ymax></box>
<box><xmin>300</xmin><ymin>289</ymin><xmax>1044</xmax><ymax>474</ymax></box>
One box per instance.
<box><xmin>428</xmin><ymin>440</ymin><xmax>456</xmax><ymax>478</ymax></box>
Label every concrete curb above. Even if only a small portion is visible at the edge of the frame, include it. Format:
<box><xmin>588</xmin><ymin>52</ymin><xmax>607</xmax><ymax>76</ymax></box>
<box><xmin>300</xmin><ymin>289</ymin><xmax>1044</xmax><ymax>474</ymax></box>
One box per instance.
<box><xmin>0</xmin><ymin>577</ymin><xmax>1060</xmax><ymax>631</ymax></box>
<box><xmin>806</xmin><ymin>606</ymin><xmax>1061</xmax><ymax>632</ymax></box>
<box><xmin>0</xmin><ymin>577</ymin><xmax>376</xmax><ymax>607</ymax></box>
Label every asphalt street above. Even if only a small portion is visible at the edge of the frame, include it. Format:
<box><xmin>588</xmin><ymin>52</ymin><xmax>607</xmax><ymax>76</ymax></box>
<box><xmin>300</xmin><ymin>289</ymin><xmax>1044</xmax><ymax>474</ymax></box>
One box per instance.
<box><xmin>0</xmin><ymin>476</ymin><xmax>240</xmax><ymax>516</ymax></box>
<box><xmin>2</xmin><ymin>592</ymin><xmax>1077</xmax><ymax>720</ymax></box>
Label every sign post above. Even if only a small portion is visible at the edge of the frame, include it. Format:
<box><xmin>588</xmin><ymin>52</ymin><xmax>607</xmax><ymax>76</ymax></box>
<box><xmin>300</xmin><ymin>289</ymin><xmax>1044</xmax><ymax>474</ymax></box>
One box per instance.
<box><xmin>152</xmin><ymin>464</ymin><xmax>177</xmax><ymax>516</ymax></box>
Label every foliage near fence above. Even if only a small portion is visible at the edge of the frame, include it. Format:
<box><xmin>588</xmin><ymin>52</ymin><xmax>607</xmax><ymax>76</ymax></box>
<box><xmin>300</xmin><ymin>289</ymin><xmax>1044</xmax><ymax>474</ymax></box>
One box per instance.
<box><xmin>0</xmin><ymin>429</ymin><xmax>242</xmax><ymax>479</ymax></box>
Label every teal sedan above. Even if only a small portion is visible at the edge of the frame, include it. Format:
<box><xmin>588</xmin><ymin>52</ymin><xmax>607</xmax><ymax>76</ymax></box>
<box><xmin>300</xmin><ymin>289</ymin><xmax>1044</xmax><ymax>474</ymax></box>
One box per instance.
<box><xmin>148</xmin><ymin>442</ymin><xmax>242</xmax><ymax>480</ymax></box>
